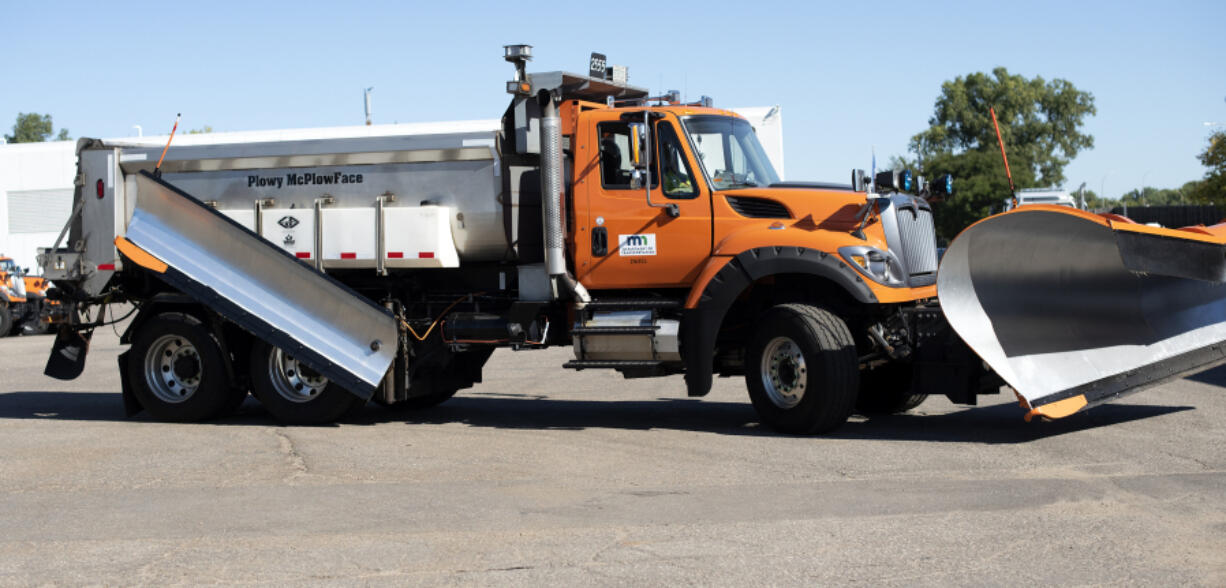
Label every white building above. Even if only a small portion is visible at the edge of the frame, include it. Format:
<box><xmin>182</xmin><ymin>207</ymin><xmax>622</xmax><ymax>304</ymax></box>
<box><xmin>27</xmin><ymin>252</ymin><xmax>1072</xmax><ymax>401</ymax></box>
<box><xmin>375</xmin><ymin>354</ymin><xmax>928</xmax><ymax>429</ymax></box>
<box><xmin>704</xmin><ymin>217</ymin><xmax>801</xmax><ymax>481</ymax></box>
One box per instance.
<box><xmin>0</xmin><ymin>140</ymin><xmax>77</xmax><ymax>272</ymax></box>
<box><xmin>0</xmin><ymin>107</ymin><xmax>783</xmax><ymax>272</ymax></box>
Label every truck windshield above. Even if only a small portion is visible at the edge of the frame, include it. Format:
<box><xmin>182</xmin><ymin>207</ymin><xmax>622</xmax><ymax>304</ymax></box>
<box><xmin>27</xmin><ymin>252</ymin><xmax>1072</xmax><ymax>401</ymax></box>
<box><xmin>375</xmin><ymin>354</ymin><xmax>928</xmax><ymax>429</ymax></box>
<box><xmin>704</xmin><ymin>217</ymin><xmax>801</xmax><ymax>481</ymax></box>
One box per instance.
<box><xmin>0</xmin><ymin>259</ymin><xmax>15</xmax><ymax>273</ymax></box>
<box><xmin>682</xmin><ymin>115</ymin><xmax>780</xmax><ymax>190</ymax></box>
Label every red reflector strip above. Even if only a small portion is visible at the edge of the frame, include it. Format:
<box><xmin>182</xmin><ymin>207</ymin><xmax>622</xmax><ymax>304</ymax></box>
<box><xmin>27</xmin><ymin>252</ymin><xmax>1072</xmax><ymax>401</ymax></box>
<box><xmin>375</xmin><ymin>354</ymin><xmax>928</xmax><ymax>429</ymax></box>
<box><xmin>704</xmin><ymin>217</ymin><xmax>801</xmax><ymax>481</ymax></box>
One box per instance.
<box><xmin>340</xmin><ymin>252</ymin><xmax>357</xmax><ymax>259</ymax></box>
<box><xmin>295</xmin><ymin>252</ymin><xmax>311</xmax><ymax>259</ymax></box>
<box><xmin>418</xmin><ymin>252</ymin><xmax>435</xmax><ymax>259</ymax></box>
<box><xmin>97</xmin><ymin>263</ymin><xmax>116</xmax><ymax>271</ymax></box>
<box><xmin>387</xmin><ymin>252</ymin><xmax>404</xmax><ymax>259</ymax></box>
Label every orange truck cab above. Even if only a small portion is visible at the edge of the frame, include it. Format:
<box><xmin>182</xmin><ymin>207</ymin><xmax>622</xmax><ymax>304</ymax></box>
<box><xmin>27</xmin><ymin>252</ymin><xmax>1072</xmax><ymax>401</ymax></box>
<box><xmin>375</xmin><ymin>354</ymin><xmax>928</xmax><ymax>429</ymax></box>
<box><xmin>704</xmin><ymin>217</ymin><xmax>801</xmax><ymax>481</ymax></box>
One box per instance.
<box><xmin>547</xmin><ymin>93</ymin><xmax>992</xmax><ymax>432</ymax></box>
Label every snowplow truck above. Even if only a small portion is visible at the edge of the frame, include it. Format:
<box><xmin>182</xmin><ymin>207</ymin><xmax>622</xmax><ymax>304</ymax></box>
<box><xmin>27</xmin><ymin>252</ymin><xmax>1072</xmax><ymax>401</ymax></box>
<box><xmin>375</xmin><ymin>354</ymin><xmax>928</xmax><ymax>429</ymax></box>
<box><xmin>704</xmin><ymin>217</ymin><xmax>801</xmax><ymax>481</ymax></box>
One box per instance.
<box><xmin>0</xmin><ymin>256</ymin><xmax>59</xmax><ymax>336</ymax></box>
<box><xmin>36</xmin><ymin>46</ymin><xmax>1226</xmax><ymax>432</ymax></box>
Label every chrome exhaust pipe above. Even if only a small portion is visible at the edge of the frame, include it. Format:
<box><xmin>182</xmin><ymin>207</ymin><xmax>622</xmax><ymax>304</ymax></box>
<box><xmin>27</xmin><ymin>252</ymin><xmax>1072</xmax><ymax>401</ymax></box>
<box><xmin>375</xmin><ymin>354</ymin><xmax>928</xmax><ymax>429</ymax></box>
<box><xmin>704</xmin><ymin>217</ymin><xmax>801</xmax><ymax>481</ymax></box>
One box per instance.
<box><xmin>538</xmin><ymin>93</ymin><xmax>590</xmax><ymax>303</ymax></box>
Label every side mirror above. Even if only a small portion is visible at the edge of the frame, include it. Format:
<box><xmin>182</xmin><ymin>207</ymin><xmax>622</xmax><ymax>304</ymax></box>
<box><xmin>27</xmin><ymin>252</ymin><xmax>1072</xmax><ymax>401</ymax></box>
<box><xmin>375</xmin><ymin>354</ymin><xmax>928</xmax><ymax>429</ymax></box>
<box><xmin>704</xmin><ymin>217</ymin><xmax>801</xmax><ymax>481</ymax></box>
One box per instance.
<box><xmin>628</xmin><ymin>122</ymin><xmax>647</xmax><ymax>169</ymax></box>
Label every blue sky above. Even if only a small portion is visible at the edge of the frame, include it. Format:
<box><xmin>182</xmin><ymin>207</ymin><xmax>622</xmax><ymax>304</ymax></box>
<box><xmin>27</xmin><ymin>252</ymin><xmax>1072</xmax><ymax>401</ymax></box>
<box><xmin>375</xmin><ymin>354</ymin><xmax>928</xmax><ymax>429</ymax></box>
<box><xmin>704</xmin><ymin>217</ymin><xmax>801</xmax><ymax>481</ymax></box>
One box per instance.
<box><xmin>3</xmin><ymin>0</ymin><xmax>1222</xmax><ymax>197</ymax></box>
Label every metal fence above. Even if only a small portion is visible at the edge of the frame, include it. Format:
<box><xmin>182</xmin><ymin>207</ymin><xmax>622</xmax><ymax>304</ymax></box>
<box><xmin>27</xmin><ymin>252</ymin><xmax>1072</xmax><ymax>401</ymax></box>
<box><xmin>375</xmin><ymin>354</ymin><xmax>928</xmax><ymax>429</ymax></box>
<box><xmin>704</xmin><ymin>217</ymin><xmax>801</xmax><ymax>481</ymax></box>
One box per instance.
<box><xmin>1109</xmin><ymin>205</ymin><xmax>1224</xmax><ymax>228</ymax></box>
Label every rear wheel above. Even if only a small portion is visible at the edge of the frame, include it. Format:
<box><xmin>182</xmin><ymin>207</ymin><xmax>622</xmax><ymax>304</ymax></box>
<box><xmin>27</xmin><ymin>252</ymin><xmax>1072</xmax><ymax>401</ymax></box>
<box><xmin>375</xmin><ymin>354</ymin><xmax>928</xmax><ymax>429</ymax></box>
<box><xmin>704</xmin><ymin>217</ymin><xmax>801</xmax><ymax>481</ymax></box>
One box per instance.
<box><xmin>745</xmin><ymin>304</ymin><xmax>859</xmax><ymax>434</ymax></box>
<box><xmin>249</xmin><ymin>340</ymin><xmax>363</xmax><ymax>425</ymax></box>
<box><xmin>127</xmin><ymin>313</ymin><xmax>234</xmax><ymax>422</ymax></box>
<box><xmin>856</xmin><ymin>363</ymin><xmax>928</xmax><ymax>414</ymax></box>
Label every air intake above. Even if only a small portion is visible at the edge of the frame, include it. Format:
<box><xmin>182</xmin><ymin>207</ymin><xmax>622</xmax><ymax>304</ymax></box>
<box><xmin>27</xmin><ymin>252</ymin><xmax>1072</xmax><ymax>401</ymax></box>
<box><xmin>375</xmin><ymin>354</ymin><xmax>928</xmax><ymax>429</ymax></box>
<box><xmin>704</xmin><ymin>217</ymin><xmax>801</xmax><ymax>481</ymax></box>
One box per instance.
<box><xmin>726</xmin><ymin>196</ymin><xmax>791</xmax><ymax>219</ymax></box>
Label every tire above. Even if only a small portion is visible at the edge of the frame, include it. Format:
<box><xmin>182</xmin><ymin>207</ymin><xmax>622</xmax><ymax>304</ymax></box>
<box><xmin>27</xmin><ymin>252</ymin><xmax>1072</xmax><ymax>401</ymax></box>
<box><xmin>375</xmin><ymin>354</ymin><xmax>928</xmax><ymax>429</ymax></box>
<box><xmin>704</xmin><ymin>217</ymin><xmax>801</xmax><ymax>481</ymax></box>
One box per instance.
<box><xmin>249</xmin><ymin>340</ymin><xmax>363</xmax><ymax>425</ymax></box>
<box><xmin>0</xmin><ymin>303</ymin><xmax>12</xmax><ymax>338</ymax></box>
<box><xmin>21</xmin><ymin>300</ymin><xmax>50</xmax><ymax>335</ymax></box>
<box><xmin>856</xmin><ymin>363</ymin><xmax>928</xmax><ymax>414</ymax></box>
<box><xmin>745</xmin><ymin>304</ymin><xmax>860</xmax><ymax>434</ymax></box>
<box><xmin>127</xmin><ymin>313</ymin><xmax>235</xmax><ymax>422</ymax></box>
<box><xmin>23</xmin><ymin>320</ymin><xmax>50</xmax><ymax>336</ymax></box>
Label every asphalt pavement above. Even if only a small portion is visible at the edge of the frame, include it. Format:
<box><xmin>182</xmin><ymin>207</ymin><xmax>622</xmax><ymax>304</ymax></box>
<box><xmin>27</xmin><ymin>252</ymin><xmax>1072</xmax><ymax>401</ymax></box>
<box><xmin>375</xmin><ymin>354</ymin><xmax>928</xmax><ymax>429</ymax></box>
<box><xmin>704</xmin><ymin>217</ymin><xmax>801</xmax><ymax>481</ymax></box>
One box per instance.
<box><xmin>0</xmin><ymin>326</ymin><xmax>1223</xmax><ymax>585</ymax></box>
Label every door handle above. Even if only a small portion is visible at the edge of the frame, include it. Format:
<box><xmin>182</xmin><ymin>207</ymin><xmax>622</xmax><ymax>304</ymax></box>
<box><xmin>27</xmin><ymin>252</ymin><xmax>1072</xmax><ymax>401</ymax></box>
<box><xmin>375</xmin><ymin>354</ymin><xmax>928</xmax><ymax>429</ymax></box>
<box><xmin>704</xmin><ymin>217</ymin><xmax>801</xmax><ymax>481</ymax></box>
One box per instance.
<box><xmin>592</xmin><ymin>227</ymin><xmax>608</xmax><ymax>256</ymax></box>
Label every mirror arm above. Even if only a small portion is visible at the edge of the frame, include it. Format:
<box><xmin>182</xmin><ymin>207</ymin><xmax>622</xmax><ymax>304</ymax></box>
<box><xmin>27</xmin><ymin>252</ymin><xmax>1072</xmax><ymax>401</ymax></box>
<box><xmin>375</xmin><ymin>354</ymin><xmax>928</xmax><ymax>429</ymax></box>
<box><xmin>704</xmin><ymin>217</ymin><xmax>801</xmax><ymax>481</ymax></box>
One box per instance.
<box><xmin>640</xmin><ymin>111</ymin><xmax>681</xmax><ymax>218</ymax></box>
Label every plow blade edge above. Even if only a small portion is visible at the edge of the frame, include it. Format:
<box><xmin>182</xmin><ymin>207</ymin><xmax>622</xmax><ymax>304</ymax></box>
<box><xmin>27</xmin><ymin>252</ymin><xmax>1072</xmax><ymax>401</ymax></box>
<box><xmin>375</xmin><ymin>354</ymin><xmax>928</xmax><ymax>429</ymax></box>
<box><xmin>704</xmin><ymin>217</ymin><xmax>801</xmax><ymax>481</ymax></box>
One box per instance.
<box><xmin>121</xmin><ymin>171</ymin><xmax>398</xmax><ymax>399</ymax></box>
<box><xmin>938</xmin><ymin>206</ymin><xmax>1226</xmax><ymax>419</ymax></box>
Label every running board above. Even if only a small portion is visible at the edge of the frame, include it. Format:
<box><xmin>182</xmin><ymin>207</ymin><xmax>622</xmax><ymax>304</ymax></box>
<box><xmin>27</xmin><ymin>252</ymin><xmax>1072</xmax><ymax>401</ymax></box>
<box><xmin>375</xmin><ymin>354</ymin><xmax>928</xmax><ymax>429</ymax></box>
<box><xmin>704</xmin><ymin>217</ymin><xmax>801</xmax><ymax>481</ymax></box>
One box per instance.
<box><xmin>119</xmin><ymin>171</ymin><xmax>398</xmax><ymax>399</ymax></box>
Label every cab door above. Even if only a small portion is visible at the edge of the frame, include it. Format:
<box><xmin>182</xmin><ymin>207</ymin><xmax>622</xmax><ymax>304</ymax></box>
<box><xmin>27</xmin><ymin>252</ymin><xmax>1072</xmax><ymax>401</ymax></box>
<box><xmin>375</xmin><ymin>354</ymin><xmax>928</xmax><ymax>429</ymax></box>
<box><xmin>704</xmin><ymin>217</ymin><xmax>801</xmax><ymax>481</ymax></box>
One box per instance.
<box><xmin>573</xmin><ymin>111</ymin><xmax>711</xmax><ymax>290</ymax></box>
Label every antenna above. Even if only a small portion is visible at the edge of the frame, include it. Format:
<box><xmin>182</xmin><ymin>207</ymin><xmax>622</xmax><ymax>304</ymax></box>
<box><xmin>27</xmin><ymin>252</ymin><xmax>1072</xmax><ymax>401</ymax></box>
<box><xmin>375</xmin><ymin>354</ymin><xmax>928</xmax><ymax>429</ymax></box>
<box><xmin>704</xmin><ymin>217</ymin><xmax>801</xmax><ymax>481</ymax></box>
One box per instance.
<box><xmin>990</xmin><ymin>107</ymin><xmax>1016</xmax><ymax>208</ymax></box>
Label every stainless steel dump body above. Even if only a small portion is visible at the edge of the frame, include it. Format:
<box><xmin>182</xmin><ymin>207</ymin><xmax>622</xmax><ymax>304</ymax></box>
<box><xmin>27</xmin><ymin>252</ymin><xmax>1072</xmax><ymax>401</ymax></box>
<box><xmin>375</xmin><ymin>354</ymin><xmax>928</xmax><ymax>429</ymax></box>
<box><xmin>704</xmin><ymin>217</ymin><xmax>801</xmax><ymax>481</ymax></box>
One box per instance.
<box><xmin>106</xmin><ymin>123</ymin><xmax>511</xmax><ymax>268</ymax></box>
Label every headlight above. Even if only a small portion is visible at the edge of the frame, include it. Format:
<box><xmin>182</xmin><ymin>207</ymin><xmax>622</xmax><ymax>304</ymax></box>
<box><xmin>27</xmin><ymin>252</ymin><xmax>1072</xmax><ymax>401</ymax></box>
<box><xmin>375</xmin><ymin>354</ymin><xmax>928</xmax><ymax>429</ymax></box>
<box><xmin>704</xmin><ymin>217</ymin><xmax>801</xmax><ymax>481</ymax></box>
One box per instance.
<box><xmin>839</xmin><ymin>245</ymin><xmax>906</xmax><ymax>286</ymax></box>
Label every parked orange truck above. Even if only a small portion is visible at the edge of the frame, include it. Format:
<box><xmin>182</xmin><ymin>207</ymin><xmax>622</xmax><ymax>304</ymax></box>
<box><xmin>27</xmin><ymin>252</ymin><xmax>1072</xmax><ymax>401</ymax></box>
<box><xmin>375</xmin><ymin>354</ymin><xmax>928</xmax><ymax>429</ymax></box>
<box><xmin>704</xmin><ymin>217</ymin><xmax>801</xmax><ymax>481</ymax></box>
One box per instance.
<box><xmin>0</xmin><ymin>256</ymin><xmax>61</xmax><ymax>336</ymax></box>
<box><xmin>35</xmin><ymin>46</ymin><xmax>1226</xmax><ymax>432</ymax></box>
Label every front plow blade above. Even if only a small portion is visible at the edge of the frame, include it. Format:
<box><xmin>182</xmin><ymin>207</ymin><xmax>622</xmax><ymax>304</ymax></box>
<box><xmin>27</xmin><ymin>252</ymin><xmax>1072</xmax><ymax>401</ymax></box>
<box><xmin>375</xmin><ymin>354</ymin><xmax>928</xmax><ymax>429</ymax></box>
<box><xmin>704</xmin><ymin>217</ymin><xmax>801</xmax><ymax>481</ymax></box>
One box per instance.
<box><xmin>938</xmin><ymin>206</ymin><xmax>1226</xmax><ymax>419</ymax></box>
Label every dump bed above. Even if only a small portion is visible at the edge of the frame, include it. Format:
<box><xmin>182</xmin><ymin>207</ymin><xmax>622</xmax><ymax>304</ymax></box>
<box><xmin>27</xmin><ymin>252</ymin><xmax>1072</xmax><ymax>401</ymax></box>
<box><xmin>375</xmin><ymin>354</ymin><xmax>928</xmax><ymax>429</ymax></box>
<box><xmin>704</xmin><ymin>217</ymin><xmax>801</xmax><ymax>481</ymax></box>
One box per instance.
<box><xmin>42</xmin><ymin>121</ymin><xmax>528</xmax><ymax>297</ymax></box>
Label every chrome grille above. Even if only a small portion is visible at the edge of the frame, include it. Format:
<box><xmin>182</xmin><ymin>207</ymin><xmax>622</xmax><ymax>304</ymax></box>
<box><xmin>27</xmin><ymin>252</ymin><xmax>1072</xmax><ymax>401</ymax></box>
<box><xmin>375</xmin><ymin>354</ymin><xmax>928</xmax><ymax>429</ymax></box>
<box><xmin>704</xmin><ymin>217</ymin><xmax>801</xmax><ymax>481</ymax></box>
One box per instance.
<box><xmin>896</xmin><ymin>205</ymin><xmax>939</xmax><ymax>278</ymax></box>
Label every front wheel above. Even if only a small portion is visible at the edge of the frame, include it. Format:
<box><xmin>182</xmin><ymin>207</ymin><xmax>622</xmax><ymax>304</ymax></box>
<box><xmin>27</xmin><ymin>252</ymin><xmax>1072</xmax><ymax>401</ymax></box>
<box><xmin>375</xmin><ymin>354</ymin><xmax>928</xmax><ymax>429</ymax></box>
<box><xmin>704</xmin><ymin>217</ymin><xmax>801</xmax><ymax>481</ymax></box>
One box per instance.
<box><xmin>249</xmin><ymin>340</ymin><xmax>364</xmax><ymax>425</ymax></box>
<box><xmin>745</xmin><ymin>304</ymin><xmax>860</xmax><ymax>434</ymax></box>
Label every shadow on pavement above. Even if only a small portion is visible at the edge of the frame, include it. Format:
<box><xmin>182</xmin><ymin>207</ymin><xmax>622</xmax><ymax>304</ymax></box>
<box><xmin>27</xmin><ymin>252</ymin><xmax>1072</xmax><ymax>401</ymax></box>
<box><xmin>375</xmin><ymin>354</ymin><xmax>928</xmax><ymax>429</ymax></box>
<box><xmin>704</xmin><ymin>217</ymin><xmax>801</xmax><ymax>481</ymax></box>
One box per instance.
<box><xmin>1186</xmin><ymin>363</ymin><xmax>1226</xmax><ymax>387</ymax></box>
<box><xmin>0</xmin><ymin>390</ymin><xmax>1191</xmax><ymax>444</ymax></box>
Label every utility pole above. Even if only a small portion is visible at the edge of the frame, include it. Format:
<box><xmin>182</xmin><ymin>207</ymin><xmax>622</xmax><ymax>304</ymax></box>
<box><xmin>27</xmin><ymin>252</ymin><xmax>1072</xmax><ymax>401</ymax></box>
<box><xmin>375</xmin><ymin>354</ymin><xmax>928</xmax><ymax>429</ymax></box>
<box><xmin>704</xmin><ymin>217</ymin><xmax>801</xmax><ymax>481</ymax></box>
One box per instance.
<box><xmin>364</xmin><ymin>87</ymin><xmax>374</xmax><ymax>126</ymax></box>
<box><xmin>133</xmin><ymin>125</ymin><xmax>143</xmax><ymax>137</ymax></box>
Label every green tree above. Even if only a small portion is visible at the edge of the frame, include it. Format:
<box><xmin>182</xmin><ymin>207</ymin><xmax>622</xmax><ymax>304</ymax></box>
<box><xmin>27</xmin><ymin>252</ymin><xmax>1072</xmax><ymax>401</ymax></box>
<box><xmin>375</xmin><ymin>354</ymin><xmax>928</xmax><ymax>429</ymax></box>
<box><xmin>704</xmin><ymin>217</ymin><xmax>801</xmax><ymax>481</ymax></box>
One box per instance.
<box><xmin>4</xmin><ymin>112</ymin><xmax>70</xmax><ymax>143</ymax></box>
<box><xmin>1119</xmin><ymin>186</ymin><xmax>1192</xmax><ymax>207</ymax></box>
<box><xmin>1189</xmin><ymin>131</ymin><xmax>1226</xmax><ymax>205</ymax></box>
<box><xmin>903</xmin><ymin>68</ymin><xmax>1096</xmax><ymax>240</ymax></box>
<box><xmin>186</xmin><ymin>125</ymin><xmax>214</xmax><ymax>135</ymax></box>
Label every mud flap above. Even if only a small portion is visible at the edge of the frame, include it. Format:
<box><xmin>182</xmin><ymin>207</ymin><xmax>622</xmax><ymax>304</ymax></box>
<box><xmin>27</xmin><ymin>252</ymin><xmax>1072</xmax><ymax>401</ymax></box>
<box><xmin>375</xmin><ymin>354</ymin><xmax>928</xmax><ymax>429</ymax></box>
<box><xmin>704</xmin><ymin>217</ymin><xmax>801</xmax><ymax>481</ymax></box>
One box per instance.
<box><xmin>44</xmin><ymin>327</ymin><xmax>92</xmax><ymax>380</ymax></box>
<box><xmin>939</xmin><ymin>207</ymin><xmax>1226</xmax><ymax>419</ymax></box>
<box><xmin>117</xmin><ymin>350</ymin><xmax>143</xmax><ymax>416</ymax></box>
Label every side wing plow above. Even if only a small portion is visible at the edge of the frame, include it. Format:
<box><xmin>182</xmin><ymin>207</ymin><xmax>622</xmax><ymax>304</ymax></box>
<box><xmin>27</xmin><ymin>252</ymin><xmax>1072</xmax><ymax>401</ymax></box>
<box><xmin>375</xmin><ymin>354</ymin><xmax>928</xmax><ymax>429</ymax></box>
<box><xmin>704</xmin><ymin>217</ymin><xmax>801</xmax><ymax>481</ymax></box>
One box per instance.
<box><xmin>118</xmin><ymin>171</ymin><xmax>398</xmax><ymax>399</ymax></box>
<box><xmin>939</xmin><ymin>205</ymin><xmax>1226</xmax><ymax>419</ymax></box>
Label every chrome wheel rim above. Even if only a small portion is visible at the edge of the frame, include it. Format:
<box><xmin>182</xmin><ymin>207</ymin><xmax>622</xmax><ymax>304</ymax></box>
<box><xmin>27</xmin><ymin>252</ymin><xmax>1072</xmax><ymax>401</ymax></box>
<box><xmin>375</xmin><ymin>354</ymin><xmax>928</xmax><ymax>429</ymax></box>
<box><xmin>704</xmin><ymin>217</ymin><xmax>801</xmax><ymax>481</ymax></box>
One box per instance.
<box><xmin>760</xmin><ymin>336</ymin><xmax>807</xmax><ymax>409</ymax></box>
<box><xmin>144</xmin><ymin>334</ymin><xmax>202</xmax><ymax>403</ymax></box>
<box><xmin>266</xmin><ymin>348</ymin><xmax>328</xmax><ymax>403</ymax></box>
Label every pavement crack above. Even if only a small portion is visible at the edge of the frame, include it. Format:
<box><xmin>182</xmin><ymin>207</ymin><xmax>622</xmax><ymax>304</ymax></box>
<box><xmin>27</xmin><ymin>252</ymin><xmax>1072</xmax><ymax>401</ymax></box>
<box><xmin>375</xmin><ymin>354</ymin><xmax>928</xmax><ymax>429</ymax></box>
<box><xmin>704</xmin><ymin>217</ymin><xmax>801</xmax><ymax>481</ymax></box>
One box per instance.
<box><xmin>271</xmin><ymin>427</ymin><xmax>309</xmax><ymax>482</ymax></box>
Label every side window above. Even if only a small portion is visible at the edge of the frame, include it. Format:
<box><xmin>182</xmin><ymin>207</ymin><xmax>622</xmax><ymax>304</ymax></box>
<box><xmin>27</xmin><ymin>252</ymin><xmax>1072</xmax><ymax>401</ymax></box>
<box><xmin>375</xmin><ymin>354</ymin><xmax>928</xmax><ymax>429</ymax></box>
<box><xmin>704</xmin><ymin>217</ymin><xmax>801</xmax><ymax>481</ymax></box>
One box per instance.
<box><xmin>597</xmin><ymin>122</ymin><xmax>656</xmax><ymax>190</ymax></box>
<box><xmin>657</xmin><ymin>122</ymin><xmax>699</xmax><ymax>199</ymax></box>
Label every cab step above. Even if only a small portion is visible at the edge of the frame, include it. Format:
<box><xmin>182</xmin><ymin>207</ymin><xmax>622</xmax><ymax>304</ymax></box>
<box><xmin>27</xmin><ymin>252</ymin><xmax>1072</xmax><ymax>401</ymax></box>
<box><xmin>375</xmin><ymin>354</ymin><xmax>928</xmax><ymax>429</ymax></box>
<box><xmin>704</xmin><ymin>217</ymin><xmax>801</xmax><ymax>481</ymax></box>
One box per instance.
<box><xmin>582</xmin><ymin>299</ymin><xmax>681</xmax><ymax>310</ymax></box>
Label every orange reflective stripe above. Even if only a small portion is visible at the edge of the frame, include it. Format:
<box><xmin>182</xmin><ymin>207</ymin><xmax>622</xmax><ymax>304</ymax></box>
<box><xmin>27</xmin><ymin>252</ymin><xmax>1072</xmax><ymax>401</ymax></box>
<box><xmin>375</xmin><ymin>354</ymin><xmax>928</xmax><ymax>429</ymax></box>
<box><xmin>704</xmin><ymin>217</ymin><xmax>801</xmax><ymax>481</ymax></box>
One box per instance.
<box><xmin>113</xmin><ymin>237</ymin><xmax>168</xmax><ymax>273</ymax></box>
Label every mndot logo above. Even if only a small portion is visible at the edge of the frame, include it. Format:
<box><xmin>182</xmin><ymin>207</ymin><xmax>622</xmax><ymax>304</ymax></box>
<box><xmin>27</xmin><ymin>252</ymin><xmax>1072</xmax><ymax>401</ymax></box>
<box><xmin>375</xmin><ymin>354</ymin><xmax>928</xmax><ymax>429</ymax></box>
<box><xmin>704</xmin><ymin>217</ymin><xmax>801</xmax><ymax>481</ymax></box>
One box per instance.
<box><xmin>277</xmin><ymin>216</ymin><xmax>299</xmax><ymax>229</ymax></box>
<box><xmin>618</xmin><ymin>234</ymin><xmax>657</xmax><ymax>256</ymax></box>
